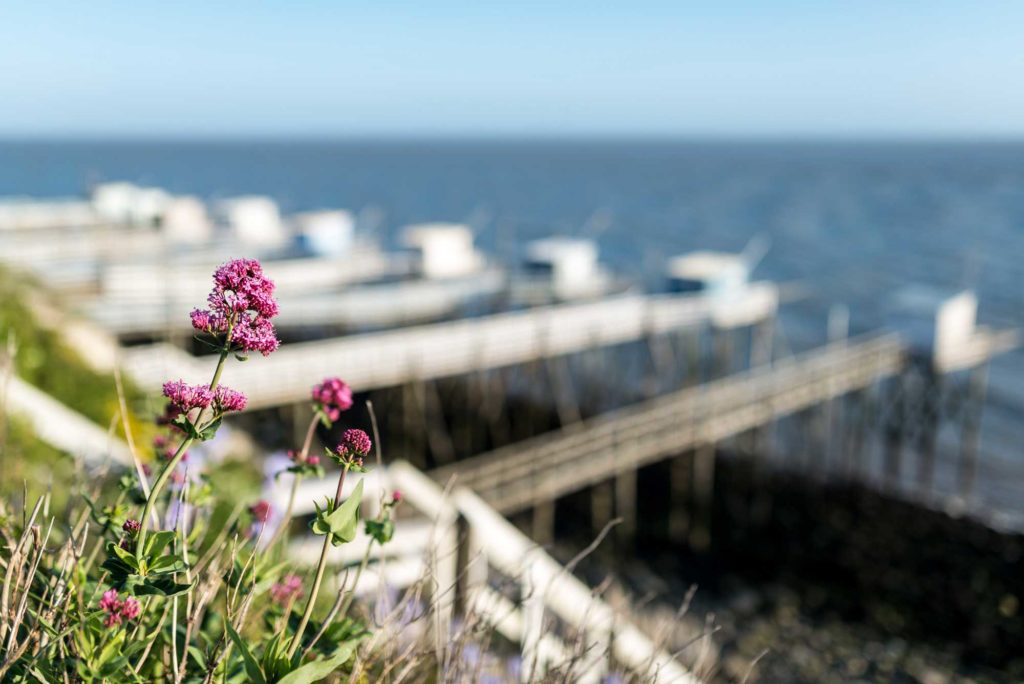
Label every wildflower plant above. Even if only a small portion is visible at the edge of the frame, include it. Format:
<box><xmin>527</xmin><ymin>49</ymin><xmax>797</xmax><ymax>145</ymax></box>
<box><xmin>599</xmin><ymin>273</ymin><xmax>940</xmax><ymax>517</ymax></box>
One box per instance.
<box><xmin>0</xmin><ymin>258</ymin><xmax>398</xmax><ymax>683</ymax></box>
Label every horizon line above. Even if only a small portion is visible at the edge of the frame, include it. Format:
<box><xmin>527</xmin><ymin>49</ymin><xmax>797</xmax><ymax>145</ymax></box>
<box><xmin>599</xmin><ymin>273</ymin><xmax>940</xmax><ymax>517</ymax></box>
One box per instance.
<box><xmin>2</xmin><ymin>131</ymin><xmax>1024</xmax><ymax>145</ymax></box>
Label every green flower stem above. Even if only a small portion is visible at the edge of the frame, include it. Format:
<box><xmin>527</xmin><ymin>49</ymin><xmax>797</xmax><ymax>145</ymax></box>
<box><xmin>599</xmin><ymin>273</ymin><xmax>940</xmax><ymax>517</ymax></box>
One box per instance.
<box><xmin>287</xmin><ymin>462</ymin><xmax>351</xmax><ymax>660</ymax></box>
<box><xmin>265</xmin><ymin>414</ymin><xmax>320</xmax><ymax>553</ymax></box>
<box><xmin>330</xmin><ymin>541</ymin><xmax>372</xmax><ymax>630</ymax></box>
<box><xmin>137</xmin><ymin>349</ymin><xmax>229</xmax><ymax>555</ymax></box>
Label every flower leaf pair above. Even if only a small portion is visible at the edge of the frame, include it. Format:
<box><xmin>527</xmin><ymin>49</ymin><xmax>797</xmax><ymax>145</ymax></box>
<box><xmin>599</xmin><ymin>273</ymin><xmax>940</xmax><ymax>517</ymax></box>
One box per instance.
<box><xmin>310</xmin><ymin>480</ymin><xmax>364</xmax><ymax>547</ymax></box>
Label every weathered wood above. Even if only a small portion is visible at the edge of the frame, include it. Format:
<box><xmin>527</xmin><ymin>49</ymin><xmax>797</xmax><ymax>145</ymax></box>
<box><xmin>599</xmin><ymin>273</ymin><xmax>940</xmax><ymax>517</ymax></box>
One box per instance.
<box><xmin>124</xmin><ymin>285</ymin><xmax>780</xmax><ymax>409</ymax></box>
<box><xmin>668</xmin><ymin>454</ymin><xmax>691</xmax><ymax>544</ymax></box>
<box><xmin>433</xmin><ymin>334</ymin><xmax>905</xmax><ymax>514</ymax></box>
<box><xmin>690</xmin><ymin>442</ymin><xmax>715</xmax><ymax>551</ymax></box>
<box><xmin>615</xmin><ymin>468</ymin><xmax>638</xmax><ymax>549</ymax></box>
<box><xmin>959</xmin><ymin>364</ymin><xmax>989</xmax><ymax>502</ymax></box>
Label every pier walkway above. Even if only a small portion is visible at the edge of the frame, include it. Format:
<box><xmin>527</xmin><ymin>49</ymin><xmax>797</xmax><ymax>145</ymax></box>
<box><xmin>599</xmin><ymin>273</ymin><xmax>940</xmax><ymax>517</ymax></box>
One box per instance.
<box><xmin>432</xmin><ymin>334</ymin><xmax>905</xmax><ymax>513</ymax></box>
<box><xmin>122</xmin><ymin>284</ymin><xmax>778</xmax><ymax>409</ymax></box>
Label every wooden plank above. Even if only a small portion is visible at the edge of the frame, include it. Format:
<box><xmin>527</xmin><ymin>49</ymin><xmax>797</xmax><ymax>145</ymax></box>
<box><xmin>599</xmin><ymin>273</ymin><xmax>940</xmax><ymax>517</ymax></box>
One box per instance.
<box><xmin>122</xmin><ymin>285</ymin><xmax>778</xmax><ymax>409</ymax></box>
<box><xmin>437</xmin><ymin>335</ymin><xmax>905</xmax><ymax>513</ymax></box>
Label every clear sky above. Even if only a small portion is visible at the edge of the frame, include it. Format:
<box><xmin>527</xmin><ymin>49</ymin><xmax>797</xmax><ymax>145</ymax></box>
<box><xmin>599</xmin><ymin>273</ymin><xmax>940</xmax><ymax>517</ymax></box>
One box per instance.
<box><xmin>1</xmin><ymin>1</ymin><xmax>1022</xmax><ymax>138</ymax></box>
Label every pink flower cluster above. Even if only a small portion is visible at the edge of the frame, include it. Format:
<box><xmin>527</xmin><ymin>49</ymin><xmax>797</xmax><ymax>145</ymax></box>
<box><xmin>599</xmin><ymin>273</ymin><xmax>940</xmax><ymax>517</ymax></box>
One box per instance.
<box><xmin>269</xmin><ymin>574</ymin><xmax>303</xmax><ymax>605</ymax></box>
<box><xmin>249</xmin><ymin>500</ymin><xmax>272</xmax><ymax>523</ymax></box>
<box><xmin>99</xmin><ymin>589</ymin><xmax>141</xmax><ymax>628</ymax></box>
<box><xmin>162</xmin><ymin>380</ymin><xmax>214</xmax><ymax>413</ymax></box>
<box><xmin>122</xmin><ymin>519</ymin><xmax>141</xmax><ymax>535</ymax></box>
<box><xmin>335</xmin><ymin>428</ymin><xmax>372</xmax><ymax>466</ymax></box>
<box><xmin>311</xmin><ymin>377</ymin><xmax>353</xmax><ymax>422</ymax></box>
<box><xmin>214</xmin><ymin>385</ymin><xmax>248</xmax><ymax>413</ymax></box>
<box><xmin>288</xmin><ymin>449</ymin><xmax>320</xmax><ymax>467</ymax></box>
<box><xmin>190</xmin><ymin>259</ymin><xmax>280</xmax><ymax>356</ymax></box>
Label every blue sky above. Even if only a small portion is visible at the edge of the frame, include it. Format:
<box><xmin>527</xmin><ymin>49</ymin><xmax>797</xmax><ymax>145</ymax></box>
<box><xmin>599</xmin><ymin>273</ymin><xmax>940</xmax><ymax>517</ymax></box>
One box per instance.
<box><xmin>1</xmin><ymin>2</ymin><xmax>1022</xmax><ymax>138</ymax></box>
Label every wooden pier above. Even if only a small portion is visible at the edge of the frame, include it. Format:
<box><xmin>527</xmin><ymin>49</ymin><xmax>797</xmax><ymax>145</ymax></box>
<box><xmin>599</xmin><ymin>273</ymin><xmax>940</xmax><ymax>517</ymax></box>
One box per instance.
<box><xmin>122</xmin><ymin>284</ymin><xmax>778</xmax><ymax>409</ymax></box>
<box><xmin>431</xmin><ymin>334</ymin><xmax>905</xmax><ymax>515</ymax></box>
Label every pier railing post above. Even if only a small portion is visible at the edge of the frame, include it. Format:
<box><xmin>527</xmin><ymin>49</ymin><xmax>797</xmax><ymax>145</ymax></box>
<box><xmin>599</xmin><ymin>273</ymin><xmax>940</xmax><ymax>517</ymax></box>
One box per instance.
<box><xmin>958</xmin><ymin>363</ymin><xmax>988</xmax><ymax>504</ymax></box>
<box><xmin>614</xmin><ymin>468</ymin><xmax>638</xmax><ymax>551</ymax></box>
<box><xmin>883</xmin><ymin>374</ymin><xmax>906</xmax><ymax>493</ymax></box>
<box><xmin>690</xmin><ymin>441</ymin><xmax>715</xmax><ymax>551</ymax></box>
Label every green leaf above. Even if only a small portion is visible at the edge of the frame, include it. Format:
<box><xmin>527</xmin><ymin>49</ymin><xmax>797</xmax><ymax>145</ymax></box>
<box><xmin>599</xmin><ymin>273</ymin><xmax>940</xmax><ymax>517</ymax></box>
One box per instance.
<box><xmin>310</xmin><ymin>480</ymin><xmax>363</xmax><ymax>547</ymax></box>
<box><xmin>199</xmin><ymin>416</ymin><xmax>223</xmax><ymax>441</ymax></box>
<box><xmin>277</xmin><ymin>643</ymin><xmax>356</xmax><ymax>684</ymax></box>
<box><xmin>226</xmin><ymin>621</ymin><xmax>267</xmax><ymax>684</ymax></box>
<box><xmin>365</xmin><ymin>518</ymin><xmax>395</xmax><ymax>545</ymax></box>
<box><xmin>172</xmin><ymin>415</ymin><xmax>201</xmax><ymax>439</ymax></box>
<box><xmin>108</xmin><ymin>542</ymin><xmax>140</xmax><ymax>572</ymax></box>
<box><xmin>148</xmin><ymin>554</ymin><xmax>188</xmax><ymax>575</ymax></box>
<box><xmin>187</xmin><ymin>645</ymin><xmax>208</xmax><ymax>670</ymax></box>
<box><xmin>136</xmin><ymin>576</ymin><xmax>193</xmax><ymax>597</ymax></box>
<box><xmin>143</xmin><ymin>530</ymin><xmax>176</xmax><ymax>561</ymax></box>
<box><xmin>97</xmin><ymin>630</ymin><xmax>125</xmax><ymax>667</ymax></box>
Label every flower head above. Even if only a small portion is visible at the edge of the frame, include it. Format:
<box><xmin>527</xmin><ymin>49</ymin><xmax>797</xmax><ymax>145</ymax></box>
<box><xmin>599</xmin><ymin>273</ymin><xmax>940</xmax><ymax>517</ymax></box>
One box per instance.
<box><xmin>311</xmin><ymin>377</ymin><xmax>353</xmax><ymax>422</ymax></box>
<box><xmin>162</xmin><ymin>380</ymin><xmax>214</xmax><ymax>413</ymax></box>
<box><xmin>122</xmin><ymin>519</ymin><xmax>141</xmax><ymax>536</ymax></box>
<box><xmin>334</xmin><ymin>429</ymin><xmax>372</xmax><ymax>466</ymax></box>
<box><xmin>269</xmin><ymin>574</ymin><xmax>303</xmax><ymax>605</ymax></box>
<box><xmin>229</xmin><ymin>314</ymin><xmax>279</xmax><ymax>356</ymax></box>
<box><xmin>392</xmin><ymin>490</ymin><xmax>402</xmax><ymax>504</ymax></box>
<box><xmin>99</xmin><ymin>589</ymin><xmax>120</xmax><ymax>613</ymax></box>
<box><xmin>191</xmin><ymin>259</ymin><xmax>280</xmax><ymax>356</ymax></box>
<box><xmin>249</xmin><ymin>500</ymin><xmax>272</xmax><ymax>523</ymax></box>
<box><xmin>120</xmin><ymin>596</ymin><xmax>141</xmax><ymax>620</ymax></box>
<box><xmin>99</xmin><ymin>589</ymin><xmax>141</xmax><ymax>628</ymax></box>
<box><xmin>213</xmin><ymin>385</ymin><xmax>248</xmax><ymax>413</ymax></box>
<box><xmin>288</xmin><ymin>449</ymin><xmax>320</xmax><ymax>466</ymax></box>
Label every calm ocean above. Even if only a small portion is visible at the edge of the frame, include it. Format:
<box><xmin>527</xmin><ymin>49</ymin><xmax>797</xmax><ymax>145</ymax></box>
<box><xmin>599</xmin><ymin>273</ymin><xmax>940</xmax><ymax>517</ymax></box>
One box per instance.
<box><xmin>2</xmin><ymin>139</ymin><xmax>1023</xmax><ymax>516</ymax></box>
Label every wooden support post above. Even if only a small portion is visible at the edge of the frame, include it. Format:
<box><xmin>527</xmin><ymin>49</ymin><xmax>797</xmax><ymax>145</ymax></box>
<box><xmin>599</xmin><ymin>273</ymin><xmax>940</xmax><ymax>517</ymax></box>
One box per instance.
<box><xmin>455</xmin><ymin>515</ymin><xmax>488</xmax><ymax>615</ymax></box>
<box><xmin>531</xmin><ymin>499</ymin><xmax>556</xmax><ymax>546</ymax></box>
<box><xmin>958</xmin><ymin>364</ymin><xmax>988</xmax><ymax>503</ymax></box>
<box><xmin>614</xmin><ymin>468</ymin><xmax>638</xmax><ymax>550</ymax></box>
<box><xmin>423</xmin><ymin>380</ymin><xmax>457</xmax><ymax>466</ymax></box>
<box><xmin>843</xmin><ymin>389</ymin><xmax>868</xmax><ymax>481</ymax></box>
<box><xmin>683</xmin><ymin>328</ymin><xmax>702</xmax><ymax>387</ymax></box>
<box><xmin>402</xmin><ymin>381</ymin><xmax>424</xmax><ymax>464</ymax></box>
<box><xmin>916</xmin><ymin>367</ymin><xmax>942</xmax><ymax>497</ymax></box>
<box><xmin>545</xmin><ymin>355</ymin><xmax>582</xmax><ymax>428</ymax></box>
<box><xmin>520</xmin><ymin>554</ymin><xmax>546</xmax><ymax>684</ymax></box>
<box><xmin>668</xmin><ymin>454</ymin><xmax>691</xmax><ymax>545</ymax></box>
<box><xmin>883</xmin><ymin>376</ymin><xmax>905</xmax><ymax>493</ymax></box>
<box><xmin>747</xmin><ymin>316</ymin><xmax>775</xmax><ymax>458</ymax></box>
<box><xmin>643</xmin><ymin>321</ymin><xmax>677</xmax><ymax>399</ymax></box>
<box><xmin>432</xmin><ymin>507</ymin><xmax>459</xmax><ymax>645</ymax></box>
<box><xmin>591</xmin><ymin>480</ymin><xmax>614</xmax><ymax>541</ymax></box>
<box><xmin>712</xmin><ymin>326</ymin><xmax>733</xmax><ymax>380</ymax></box>
<box><xmin>484</xmin><ymin>368</ymin><xmax>512</xmax><ymax>449</ymax></box>
<box><xmin>690</xmin><ymin>442</ymin><xmax>715</xmax><ymax>552</ymax></box>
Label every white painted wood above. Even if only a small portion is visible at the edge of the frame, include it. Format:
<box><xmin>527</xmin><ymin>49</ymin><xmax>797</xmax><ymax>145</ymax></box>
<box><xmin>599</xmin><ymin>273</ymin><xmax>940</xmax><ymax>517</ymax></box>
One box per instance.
<box><xmin>121</xmin><ymin>284</ymin><xmax>778</xmax><ymax>409</ymax></box>
<box><xmin>3</xmin><ymin>375</ymin><xmax>131</xmax><ymax>465</ymax></box>
<box><xmin>440</xmin><ymin>334</ymin><xmax>905</xmax><ymax>513</ymax></box>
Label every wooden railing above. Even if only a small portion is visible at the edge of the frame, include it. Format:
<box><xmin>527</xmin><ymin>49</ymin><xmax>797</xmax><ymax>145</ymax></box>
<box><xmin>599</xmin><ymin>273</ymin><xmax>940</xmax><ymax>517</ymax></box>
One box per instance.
<box><xmin>279</xmin><ymin>462</ymin><xmax>699</xmax><ymax>683</ymax></box>
<box><xmin>435</xmin><ymin>334</ymin><xmax>905</xmax><ymax>513</ymax></box>
<box><xmin>122</xmin><ymin>284</ymin><xmax>778</xmax><ymax>409</ymax></box>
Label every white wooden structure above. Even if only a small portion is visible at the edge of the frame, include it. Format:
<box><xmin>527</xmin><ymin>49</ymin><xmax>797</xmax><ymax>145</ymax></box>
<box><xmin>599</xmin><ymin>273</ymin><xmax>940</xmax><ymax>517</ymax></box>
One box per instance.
<box><xmin>292</xmin><ymin>209</ymin><xmax>356</xmax><ymax>256</ymax></box>
<box><xmin>521</xmin><ymin>237</ymin><xmax>608</xmax><ymax>300</ymax></box>
<box><xmin>666</xmin><ymin>251</ymin><xmax>750</xmax><ymax>296</ymax></box>
<box><xmin>277</xmin><ymin>462</ymin><xmax>699</xmax><ymax>683</ymax></box>
<box><xmin>214</xmin><ymin>196</ymin><xmax>287</xmax><ymax>249</ymax></box>
<box><xmin>121</xmin><ymin>284</ymin><xmax>779</xmax><ymax>409</ymax></box>
<box><xmin>401</xmin><ymin>223</ymin><xmax>485</xmax><ymax>279</ymax></box>
<box><xmin>436</xmin><ymin>334</ymin><xmax>906</xmax><ymax>513</ymax></box>
<box><xmin>2</xmin><ymin>375</ymin><xmax>130</xmax><ymax>465</ymax></box>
